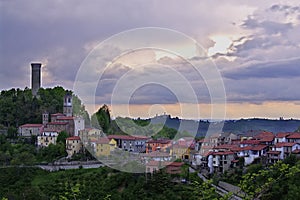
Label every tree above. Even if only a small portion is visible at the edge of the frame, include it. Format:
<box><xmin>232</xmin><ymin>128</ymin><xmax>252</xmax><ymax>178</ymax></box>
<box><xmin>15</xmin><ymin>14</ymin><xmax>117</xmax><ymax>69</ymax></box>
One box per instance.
<box><xmin>239</xmin><ymin>160</ymin><xmax>300</xmax><ymax>200</ymax></box>
<box><xmin>91</xmin><ymin>105</ymin><xmax>111</xmax><ymax>133</ymax></box>
<box><xmin>7</xmin><ymin>126</ymin><xmax>17</xmax><ymax>139</ymax></box>
<box><xmin>57</xmin><ymin>131</ymin><xmax>68</xmax><ymax>144</ymax></box>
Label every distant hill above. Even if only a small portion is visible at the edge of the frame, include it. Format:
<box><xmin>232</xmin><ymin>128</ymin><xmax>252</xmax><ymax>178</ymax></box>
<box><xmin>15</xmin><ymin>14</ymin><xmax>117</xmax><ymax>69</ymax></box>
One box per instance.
<box><xmin>150</xmin><ymin>115</ymin><xmax>300</xmax><ymax>137</ymax></box>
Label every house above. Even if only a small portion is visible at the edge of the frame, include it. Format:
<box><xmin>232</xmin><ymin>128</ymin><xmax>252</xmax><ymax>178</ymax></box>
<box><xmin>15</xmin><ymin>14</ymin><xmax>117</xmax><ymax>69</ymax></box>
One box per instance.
<box><xmin>172</xmin><ymin>137</ymin><xmax>195</xmax><ymax>160</ymax></box>
<box><xmin>271</xmin><ymin>142</ymin><xmax>300</xmax><ymax>160</ymax></box>
<box><xmin>274</xmin><ymin>132</ymin><xmax>291</xmax><ymax>144</ymax></box>
<box><xmin>218</xmin><ymin>132</ymin><xmax>239</xmax><ymax>145</ymax></box>
<box><xmin>286</xmin><ymin>132</ymin><xmax>300</xmax><ymax>143</ymax></box>
<box><xmin>146</xmin><ymin>160</ymin><xmax>184</xmax><ymax>174</ymax></box>
<box><xmin>146</xmin><ymin>139</ymin><xmax>171</xmax><ymax>153</ymax></box>
<box><xmin>237</xmin><ymin>144</ymin><xmax>268</xmax><ymax>165</ymax></box>
<box><xmin>95</xmin><ymin>138</ymin><xmax>111</xmax><ymax>157</ymax></box>
<box><xmin>267</xmin><ymin>150</ymin><xmax>281</xmax><ymax>164</ymax></box>
<box><xmin>254</xmin><ymin>131</ymin><xmax>275</xmax><ymax>145</ymax></box>
<box><xmin>79</xmin><ymin>128</ymin><xmax>104</xmax><ymax>142</ymax></box>
<box><xmin>66</xmin><ymin>136</ymin><xmax>83</xmax><ymax>158</ymax></box>
<box><xmin>18</xmin><ymin>124</ymin><xmax>44</xmax><ymax>137</ymax></box>
<box><xmin>107</xmin><ymin>135</ymin><xmax>149</xmax><ymax>153</ymax></box>
<box><xmin>37</xmin><ymin>128</ymin><xmax>58</xmax><ymax>147</ymax></box>
<box><xmin>208</xmin><ymin>151</ymin><xmax>235</xmax><ymax>174</ymax></box>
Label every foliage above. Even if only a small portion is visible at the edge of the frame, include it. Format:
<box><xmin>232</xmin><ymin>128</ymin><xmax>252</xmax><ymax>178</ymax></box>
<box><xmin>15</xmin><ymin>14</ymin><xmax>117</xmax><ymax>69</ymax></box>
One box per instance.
<box><xmin>0</xmin><ymin>87</ymin><xmax>90</xmax><ymax>128</ymax></box>
<box><xmin>91</xmin><ymin>104</ymin><xmax>111</xmax><ymax>132</ymax></box>
<box><xmin>239</xmin><ymin>159</ymin><xmax>300</xmax><ymax>200</ymax></box>
<box><xmin>0</xmin><ymin>166</ymin><xmax>224</xmax><ymax>200</ymax></box>
<box><xmin>57</xmin><ymin>131</ymin><xmax>68</xmax><ymax>144</ymax></box>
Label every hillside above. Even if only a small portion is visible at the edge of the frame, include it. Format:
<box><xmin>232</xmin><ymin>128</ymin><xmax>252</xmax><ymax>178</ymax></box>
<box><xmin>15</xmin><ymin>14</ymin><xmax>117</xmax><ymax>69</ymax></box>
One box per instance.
<box><xmin>151</xmin><ymin>115</ymin><xmax>300</xmax><ymax>136</ymax></box>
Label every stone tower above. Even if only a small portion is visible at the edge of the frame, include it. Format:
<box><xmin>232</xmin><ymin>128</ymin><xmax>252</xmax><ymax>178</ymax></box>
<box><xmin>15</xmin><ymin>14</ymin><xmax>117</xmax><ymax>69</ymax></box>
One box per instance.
<box><xmin>42</xmin><ymin>112</ymin><xmax>49</xmax><ymax>125</ymax></box>
<box><xmin>63</xmin><ymin>93</ymin><xmax>73</xmax><ymax>117</ymax></box>
<box><xmin>31</xmin><ymin>63</ymin><xmax>41</xmax><ymax>96</ymax></box>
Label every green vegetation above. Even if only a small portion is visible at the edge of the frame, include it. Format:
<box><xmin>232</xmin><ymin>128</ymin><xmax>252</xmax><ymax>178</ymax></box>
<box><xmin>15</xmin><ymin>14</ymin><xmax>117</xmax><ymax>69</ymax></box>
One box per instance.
<box><xmin>91</xmin><ymin>104</ymin><xmax>111</xmax><ymax>132</ymax></box>
<box><xmin>0</xmin><ymin>166</ymin><xmax>225</xmax><ymax>200</ymax></box>
<box><xmin>0</xmin><ymin>132</ymin><xmax>68</xmax><ymax>165</ymax></box>
<box><xmin>0</xmin><ymin>87</ymin><xmax>90</xmax><ymax>128</ymax></box>
<box><xmin>239</xmin><ymin>156</ymin><xmax>300</xmax><ymax>200</ymax></box>
<box><xmin>91</xmin><ymin>105</ymin><xmax>191</xmax><ymax>139</ymax></box>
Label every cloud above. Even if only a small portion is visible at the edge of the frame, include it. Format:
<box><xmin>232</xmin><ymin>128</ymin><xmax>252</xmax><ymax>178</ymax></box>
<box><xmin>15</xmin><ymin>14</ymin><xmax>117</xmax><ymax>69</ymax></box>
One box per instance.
<box><xmin>223</xmin><ymin>58</ymin><xmax>300</xmax><ymax>80</ymax></box>
<box><xmin>1</xmin><ymin>0</ymin><xmax>300</xmax><ymax>118</ymax></box>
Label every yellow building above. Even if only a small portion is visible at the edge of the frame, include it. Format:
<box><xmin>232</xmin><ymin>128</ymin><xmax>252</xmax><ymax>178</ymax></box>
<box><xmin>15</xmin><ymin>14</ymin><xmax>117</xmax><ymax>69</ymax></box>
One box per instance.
<box><xmin>95</xmin><ymin>138</ymin><xmax>111</xmax><ymax>157</ymax></box>
<box><xmin>66</xmin><ymin>136</ymin><xmax>83</xmax><ymax>158</ymax></box>
<box><xmin>172</xmin><ymin>144</ymin><xmax>191</xmax><ymax>160</ymax></box>
<box><xmin>109</xmin><ymin>138</ymin><xmax>117</xmax><ymax>151</ymax></box>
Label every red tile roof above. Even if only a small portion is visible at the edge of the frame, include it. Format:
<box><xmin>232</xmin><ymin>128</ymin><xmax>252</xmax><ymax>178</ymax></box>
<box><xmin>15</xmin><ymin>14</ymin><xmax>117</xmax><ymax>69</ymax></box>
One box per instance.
<box><xmin>146</xmin><ymin>160</ymin><xmax>184</xmax><ymax>167</ymax></box>
<box><xmin>240</xmin><ymin>140</ymin><xmax>260</xmax><ymax>145</ymax></box>
<box><xmin>213</xmin><ymin>144</ymin><xmax>239</xmax><ymax>150</ymax></box>
<box><xmin>107</xmin><ymin>135</ymin><xmax>149</xmax><ymax>140</ymax></box>
<box><xmin>259</xmin><ymin>136</ymin><xmax>275</xmax><ymax>142</ymax></box>
<box><xmin>47</xmin><ymin>122</ymin><xmax>68</xmax><ymax>125</ymax></box>
<box><xmin>286</xmin><ymin>133</ymin><xmax>300</xmax><ymax>139</ymax></box>
<box><xmin>57</xmin><ymin>116</ymin><xmax>74</xmax><ymax>120</ymax></box>
<box><xmin>66</xmin><ymin>136</ymin><xmax>81</xmax><ymax>140</ymax></box>
<box><xmin>274</xmin><ymin>142</ymin><xmax>297</xmax><ymax>148</ymax></box>
<box><xmin>251</xmin><ymin>145</ymin><xmax>268</xmax><ymax>151</ymax></box>
<box><xmin>20</xmin><ymin>124</ymin><xmax>43</xmax><ymax>128</ymax></box>
<box><xmin>212</xmin><ymin>151</ymin><xmax>235</xmax><ymax>155</ymax></box>
<box><xmin>254</xmin><ymin>131</ymin><xmax>274</xmax><ymax>139</ymax></box>
<box><xmin>267</xmin><ymin>151</ymin><xmax>281</xmax><ymax>155</ymax></box>
<box><xmin>275</xmin><ymin>132</ymin><xmax>292</xmax><ymax>138</ymax></box>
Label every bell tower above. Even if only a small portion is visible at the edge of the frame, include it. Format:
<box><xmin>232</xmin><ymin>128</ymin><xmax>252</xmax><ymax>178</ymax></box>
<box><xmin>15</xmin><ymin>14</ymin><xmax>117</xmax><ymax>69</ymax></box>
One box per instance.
<box><xmin>42</xmin><ymin>111</ymin><xmax>49</xmax><ymax>125</ymax></box>
<box><xmin>63</xmin><ymin>93</ymin><xmax>73</xmax><ymax>117</ymax></box>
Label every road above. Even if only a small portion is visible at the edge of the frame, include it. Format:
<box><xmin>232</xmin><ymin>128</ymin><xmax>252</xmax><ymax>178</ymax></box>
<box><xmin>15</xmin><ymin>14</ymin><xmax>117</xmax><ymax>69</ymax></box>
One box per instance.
<box><xmin>38</xmin><ymin>163</ymin><xmax>104</xmax><ymax>171</ymax></box>
<box><xmin>189</xmin><ymin>167</ymin><xmax>243</xmax><ymax>200</ymax></box>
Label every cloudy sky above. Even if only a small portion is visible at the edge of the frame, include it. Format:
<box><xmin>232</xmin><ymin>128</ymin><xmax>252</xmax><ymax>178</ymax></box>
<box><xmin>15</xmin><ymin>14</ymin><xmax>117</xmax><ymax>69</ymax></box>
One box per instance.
<box><xmin>1</xmin><ymin>0</ymin><xmax>300</xmax><ymax>119</ymax></box>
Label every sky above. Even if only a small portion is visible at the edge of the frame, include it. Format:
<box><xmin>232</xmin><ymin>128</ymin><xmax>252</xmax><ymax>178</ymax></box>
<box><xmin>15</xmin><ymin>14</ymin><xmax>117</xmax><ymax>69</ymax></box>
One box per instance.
<box><xmin>1</xmin><ymin>0</ymin><xmax>300</xmax><ymax>120</ymax></box>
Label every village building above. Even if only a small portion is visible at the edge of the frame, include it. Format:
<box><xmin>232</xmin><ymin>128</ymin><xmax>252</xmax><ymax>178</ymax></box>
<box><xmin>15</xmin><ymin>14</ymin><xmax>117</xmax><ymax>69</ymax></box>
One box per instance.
<box><xmin>18</xmin><ymin>124</ymin><xmax>44</xmax><ymax>137</ymax></box>
<box><xmin>208</xmin><ymin>151</ymin><xmax>235</xmax><ymax>174</ymax></box>
<box><xmin>66</xmin><ymin>136</ymin><xmax>83</xmax><ymax>158</ymax></box>
<box><xmin>107</xmin><ymin>135</ymin><xmax>149</xmax><ymax>153</ymax></box>
<box><xmin>37</xmin><ymin>128</ymin><xmax>59</xmax><ymax>147</ymax></box>
<box><xmin>146</xmin><ymin>139</ymin><xmax>171</xmax><ymax>153</ymax></box>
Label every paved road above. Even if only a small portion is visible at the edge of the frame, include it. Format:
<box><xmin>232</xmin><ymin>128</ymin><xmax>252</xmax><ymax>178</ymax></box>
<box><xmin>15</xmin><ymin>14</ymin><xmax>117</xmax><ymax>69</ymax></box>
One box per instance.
<box><xmin>38</xmin><ymin>163</ymin><xmax>104</xmax><ymax>171</ymax></box>
<box><xmin>189</xmin><ymin>167</ymin><xmax>243</xmax><ymax>200</ymax></box>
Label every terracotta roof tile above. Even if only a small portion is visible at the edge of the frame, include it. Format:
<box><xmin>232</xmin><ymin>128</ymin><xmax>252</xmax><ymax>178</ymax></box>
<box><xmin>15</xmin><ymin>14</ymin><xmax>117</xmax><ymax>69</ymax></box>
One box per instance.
<box><xmin>274</xmin><ymin>142</ymin><xmax>297</xmax><ymax>148</ymax></box>
<box><xmin>66</xmin><ymin>136</ymin><xmax>81</xmax><ymax>140</ymax></box>
<box><xmin>20</xmin><ymin>124</ymin><xmax>43</xmax><ymax>128</ymax></box>
<box><xmin>286</xmin><ymin>133</ymin><xmax>300</xmax><ymax>139</ymax></box>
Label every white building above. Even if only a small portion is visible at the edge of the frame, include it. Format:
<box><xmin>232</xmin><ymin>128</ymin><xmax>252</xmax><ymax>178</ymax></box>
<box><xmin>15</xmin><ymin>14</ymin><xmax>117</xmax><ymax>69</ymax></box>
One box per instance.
<box><xmin>37</xmin><ymin>128</ymin><xmax>59</xmax><ymax>147</ymax></box>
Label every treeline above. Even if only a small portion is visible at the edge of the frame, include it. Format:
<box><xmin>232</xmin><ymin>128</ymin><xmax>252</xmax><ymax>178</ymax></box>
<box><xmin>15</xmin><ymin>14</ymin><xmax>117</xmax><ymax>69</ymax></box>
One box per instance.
<box><xmin>91</xmin><ymin>105</ymin><xmax>192</xmax><ymax>139</ymax></box>
<box><xmin>0</xmin><ymin>166</ymin><xmax>225</xmax><ymax>200</ymax></box>
<box><xmin>0</xmin><ymin>87</ymin><xmax>90</xmax><ymax>129</ymax></box>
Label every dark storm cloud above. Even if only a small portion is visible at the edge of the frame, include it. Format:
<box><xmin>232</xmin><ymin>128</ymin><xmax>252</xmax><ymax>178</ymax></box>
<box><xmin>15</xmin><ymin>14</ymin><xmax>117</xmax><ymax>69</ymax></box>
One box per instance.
<box><xmin>223</xmin><ymin>58</ymin><xmax>300</xmax><ymax>80</ymax></box>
